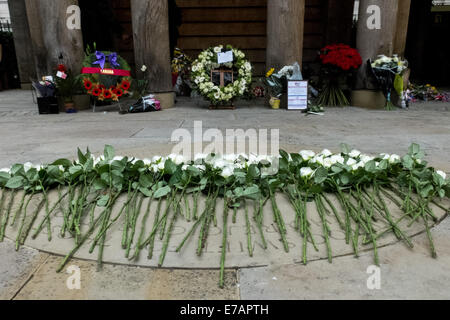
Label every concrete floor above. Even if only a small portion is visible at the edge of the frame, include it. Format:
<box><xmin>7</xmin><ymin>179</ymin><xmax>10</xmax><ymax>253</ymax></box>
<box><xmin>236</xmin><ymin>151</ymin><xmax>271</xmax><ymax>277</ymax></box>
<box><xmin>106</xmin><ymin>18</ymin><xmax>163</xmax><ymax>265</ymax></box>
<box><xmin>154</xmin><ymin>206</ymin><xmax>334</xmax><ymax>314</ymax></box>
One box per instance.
<box><xmin>0</xmin><ymin>89</ymin><xmax>449</xmax><ymax>300</ymax></box>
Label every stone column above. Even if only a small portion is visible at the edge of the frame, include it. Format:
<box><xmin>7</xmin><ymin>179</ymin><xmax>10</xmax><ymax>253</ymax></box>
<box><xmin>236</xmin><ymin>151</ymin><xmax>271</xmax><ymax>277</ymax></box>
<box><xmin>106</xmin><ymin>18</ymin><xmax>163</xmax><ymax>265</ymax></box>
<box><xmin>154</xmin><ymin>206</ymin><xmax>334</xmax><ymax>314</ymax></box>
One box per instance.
<box><xmin>24</xmin><ymin>0</ymin><xmax>84</xmax><ymax>77</ymax></box>
<box><xmin>131</xmin><ymin>0</ymin><xmax>174</xmax><ymax>108</ymax></box>
<box><xmin>355</xmin><ymin>0</ymin><xmax>399</xmax><ymax>90</ymax></box>
<box><xmin>8</xmin><ymin>0</ymin><xmax>36</xmax><ymax>89</ymax></box>
<box><xmin>266</xmin><ymin>0</ymin><xmax>305</xmax><ymax>70</ymax></box>
<box><xmin>394</xmin><ymin>0</ymin><xmax>411</xmax><ymax>57</ymax></box>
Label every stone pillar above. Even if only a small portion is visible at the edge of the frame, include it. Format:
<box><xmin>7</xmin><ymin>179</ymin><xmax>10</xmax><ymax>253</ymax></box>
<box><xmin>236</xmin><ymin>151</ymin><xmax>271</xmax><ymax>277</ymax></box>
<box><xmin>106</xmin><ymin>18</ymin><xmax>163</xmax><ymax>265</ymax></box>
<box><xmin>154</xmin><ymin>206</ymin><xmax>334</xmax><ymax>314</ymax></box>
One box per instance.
<box><xmin>355</xmin><ymin>0</ymin><xmax>399</xmax><ymax>90</ymax></box>
<box><xmin>266</xmin><ymin>0</ymin><xmax>305</xmax><ymax>70</ymax></box>
<box><xmin>8</xmin><ymin>0</ymin><xmax>36</xmax><ymax>89</ymax></box>
<box><xmin>24</xmin><ymin>0</ymin><xmax>84</xmax><ymax>77</ymax></box>
<box><xmin>131</xmin><ymin>0</ymin><xmax>174</xmax><ymax>109</ymax></box>
<box><xmin>394</xmin><ymin>0</ymin><xmax>411</xmax><ymax>57</ymax></box>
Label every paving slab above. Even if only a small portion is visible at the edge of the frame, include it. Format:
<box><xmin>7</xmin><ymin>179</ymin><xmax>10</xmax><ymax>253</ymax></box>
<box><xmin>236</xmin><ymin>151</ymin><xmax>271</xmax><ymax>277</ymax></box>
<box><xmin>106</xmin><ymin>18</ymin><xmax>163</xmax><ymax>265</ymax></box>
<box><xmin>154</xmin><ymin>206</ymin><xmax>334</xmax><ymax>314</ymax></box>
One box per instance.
<box><xmin>0</xmin><ymin>239</ymin><xmax>49</xmax><ymax>300</ymax></box>
<box><xmin>13</xmin><ymin>255</ymin><xmax>239</xmax><ymax>300</ymax></box>
<box><xmin>239</xmin><ymin>217</ymin><xmax>450</xmax><ymax>300</ymax></box>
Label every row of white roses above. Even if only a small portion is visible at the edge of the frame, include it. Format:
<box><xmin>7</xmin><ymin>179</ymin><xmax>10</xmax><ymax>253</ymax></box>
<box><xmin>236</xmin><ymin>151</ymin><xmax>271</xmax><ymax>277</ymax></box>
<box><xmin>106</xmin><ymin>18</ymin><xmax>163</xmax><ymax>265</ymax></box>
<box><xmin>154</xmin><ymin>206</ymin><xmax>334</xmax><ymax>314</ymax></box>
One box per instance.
<box><xmin>2</xmin><ymin>149</ymin><xmax>447</xmax><ymax>182</ymax></box>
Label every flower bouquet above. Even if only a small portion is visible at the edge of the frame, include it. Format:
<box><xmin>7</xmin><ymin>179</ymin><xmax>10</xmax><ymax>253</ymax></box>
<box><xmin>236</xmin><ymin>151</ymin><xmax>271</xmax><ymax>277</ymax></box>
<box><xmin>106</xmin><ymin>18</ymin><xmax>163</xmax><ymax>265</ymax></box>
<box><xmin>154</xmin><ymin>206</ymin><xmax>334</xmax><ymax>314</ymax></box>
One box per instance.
<box><xmin>369</xmin><ymin>55</ymin><xmax>408</xmax><ymax>110</ymax></box>
<box><xmin>317</xmin><ymin>44</ymin><xmax>362</xmax><ymax>106</ymax></box>
<box><xmin>54</xmin><ymin>64</ymin><xmax>81</xmax><ymax>112</ymax></box>
<box><xmin>263</xmin><ymin>63</ymin><xmax>303</xmax><ymax>109</ymax></box>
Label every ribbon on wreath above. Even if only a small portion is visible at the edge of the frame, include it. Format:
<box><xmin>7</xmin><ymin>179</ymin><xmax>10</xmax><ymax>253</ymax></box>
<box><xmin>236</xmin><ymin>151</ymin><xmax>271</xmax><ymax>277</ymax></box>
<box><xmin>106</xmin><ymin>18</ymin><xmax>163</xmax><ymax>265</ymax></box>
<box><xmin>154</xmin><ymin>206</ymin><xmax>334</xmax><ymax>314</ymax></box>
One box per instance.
<box><xmin>93</xmin><ymin>51</ymin><xmax>120</xmax><ymax>70</ymax></box>
<box><xmin>81</xmin><ymin>67</ymin><xmax>131</xmax><ymax>77</ymax></box>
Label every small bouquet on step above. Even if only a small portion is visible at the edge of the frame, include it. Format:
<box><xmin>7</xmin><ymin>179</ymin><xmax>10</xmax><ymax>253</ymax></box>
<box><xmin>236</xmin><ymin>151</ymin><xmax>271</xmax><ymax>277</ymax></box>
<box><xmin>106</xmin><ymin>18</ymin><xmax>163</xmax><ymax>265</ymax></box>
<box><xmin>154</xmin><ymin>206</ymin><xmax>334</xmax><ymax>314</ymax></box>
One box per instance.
<box><xmin>369</xmin><ymin>55</ymin><xmax>409</xmax><ymax>110</ymax></box>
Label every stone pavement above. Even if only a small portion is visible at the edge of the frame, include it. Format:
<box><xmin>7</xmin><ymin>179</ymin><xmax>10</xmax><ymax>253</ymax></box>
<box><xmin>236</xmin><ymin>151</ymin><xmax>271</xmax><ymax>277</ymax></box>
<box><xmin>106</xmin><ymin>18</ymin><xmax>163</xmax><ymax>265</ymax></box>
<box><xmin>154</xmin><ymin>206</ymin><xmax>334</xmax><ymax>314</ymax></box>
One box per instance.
<box><xmin>0</xmin><ymin>89</ymin><xmax>449</xmax><ymax>300</ymax></box>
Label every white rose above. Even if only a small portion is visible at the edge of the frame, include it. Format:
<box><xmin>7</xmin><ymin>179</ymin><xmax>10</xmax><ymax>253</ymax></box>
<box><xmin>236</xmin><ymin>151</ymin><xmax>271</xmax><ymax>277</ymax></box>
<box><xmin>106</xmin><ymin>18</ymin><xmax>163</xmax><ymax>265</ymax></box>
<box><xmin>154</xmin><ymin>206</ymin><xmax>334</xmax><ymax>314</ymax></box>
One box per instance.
<box><xmin>346</xmin><ymin>158</ymin><xmax>357</xmax><ymax>166</ymax></box>
<box><xmin>299</xmin><ymin>150</ymin><xmax>315</xmax><ymax>161</ymax></box>
<box><xmin>300</xmin><ymin>167</ymin><xmax>314</xmax><ymax>177</ymax></box>
<box><xmin>221</xmin><ymin>166</ymin><xmax>234</xmax><ymax>178</ymax></box>
<box><xmin>113</xmin><ymin>156</ymin><xmax>124</xmax><ymax>161</ymax></box>
<box><xmin>349</xmin><ymin>150</ymin><xmax>361</xmax><ymax>158</ymax></box>
<box><xmin>23</xmin><ymin>162</ymin><xmax>33</xmax><ymax>172</ymax></box>
<box><xmin>436</xmin><ymin>170</ymin><xmax>447</xmax><ymax>180</ymax></box>
<box><xmin>361</xmin><ymin>155</ymin><xmax>374</xmax><ymax>164</ymax></box>
<box><xmin>323</xmin><ymin>158</ymin><xmax>333</xmax><ymax>168</ymax></box>
<box><xmin>0</xmin><ymin>168</ymin><xmax>10</xmax><ymax>173</ymax></box>
<box><xmin>141</xmin><ymin>65</ymin><xmax>147</xmax><ymax>72</ymax></box>
<box><xmin>152</xmin><ymin>156</ymin><xmax>163</xmax><ymax>163</ymax></box>
<box><xmin>389</xmin><ymin>154</ymin><xmax>400</xmax><ymax>164</ymax></box>
<box><xmin>321</xmin><ymin>149</ymin><xmax>333</xmax><ymax>157</ymax></box>
<box><xmin>330</xmin><ymin>155</ymin><xmax>345</xmax><ymax>165</ymax></box>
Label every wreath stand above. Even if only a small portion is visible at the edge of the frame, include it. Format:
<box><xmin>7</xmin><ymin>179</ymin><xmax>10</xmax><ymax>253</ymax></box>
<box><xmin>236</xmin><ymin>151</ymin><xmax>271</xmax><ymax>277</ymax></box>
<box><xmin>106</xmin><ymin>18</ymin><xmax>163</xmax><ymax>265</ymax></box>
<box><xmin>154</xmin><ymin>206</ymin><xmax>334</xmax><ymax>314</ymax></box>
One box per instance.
<box><xmin>91</xmin><ymin>99</ymin><xmax>124</xmax><ymax>113</ymax></box>
<box><xmin>208</xmin><ymin>68</ymin><xmax>236</xmax><ymax>110</ymax></box>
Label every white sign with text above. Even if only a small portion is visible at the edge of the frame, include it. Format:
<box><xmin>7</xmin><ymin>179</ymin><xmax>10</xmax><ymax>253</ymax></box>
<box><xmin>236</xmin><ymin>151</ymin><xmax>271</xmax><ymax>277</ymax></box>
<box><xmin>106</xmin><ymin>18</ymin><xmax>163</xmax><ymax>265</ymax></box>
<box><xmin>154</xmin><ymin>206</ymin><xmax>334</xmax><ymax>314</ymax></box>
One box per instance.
<box><xmin>288</xmin><ymin>81</ymin><xmax>308</xmax><ymax>110</ymax></box>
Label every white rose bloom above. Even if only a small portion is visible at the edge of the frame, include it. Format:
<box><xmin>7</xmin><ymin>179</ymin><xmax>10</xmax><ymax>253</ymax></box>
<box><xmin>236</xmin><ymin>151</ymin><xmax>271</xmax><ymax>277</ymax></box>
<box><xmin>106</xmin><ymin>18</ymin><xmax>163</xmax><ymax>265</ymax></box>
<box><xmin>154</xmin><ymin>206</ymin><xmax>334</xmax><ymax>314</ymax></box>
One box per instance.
<box><xmin>389</xmin><ymin>154</ymin><xmax>400</xmax><ymax>164</ymax></box>
<box><xmin>323</xmin><ymin>158</ymin><xmax>333</xmax><ymax>168</ymax></box>
<box><xmin>330</xmin><ymin>155</ymin><xmax>345</xmax><ymax>165</ymax></box>
<box><xmin>300</xmin><ymin>167</ymin><xmax>314</xmax><ymax>177</ymax></box>
<box><xmin>113</xmin><ymin>156</ymin><xmax>124</xmax><ymax>161</ymax></box>
<box><xmin>349</xmin><ymin>150</ymin><xmax>361</xmax><ymax>158</ymax></box>
<box><xmin>182</xmin><ymin>165</ymin><xmax>189</xmax><ymax>171</ymax></box>
<box><xmin>321</xmin><ymin>149</ymin><xmax>333</xmax><ymax>157</ymax></box>
<box><xmin>312</xmin><ymin>155</ymin><xmax>324</xmax><ymax>166</ymax></box>
<box><xmin>223</xmin><ymin>154</ymin><xmax>237</xmax><ymax>163</ymax></box>
<box><xmin>214</xmin><ymin>46</ymin><xmax>222</xmax><ymax>53</ymax></box>
<box><xmin>213</xmin><ymin>159</ymin><xmax>228</xmax><ymax>169</ymax></box>
<box><xmin>23</xmin><ymin>162</ymin><xmax>33</xmax><ymax>172</ymax></box>
<box><xmin>0</xmin><ymin>168</ymin><xmax>10</xmax><ymax>173</ymax></box>
<box><xmin>195</xmin><ymin>165</ymin><xmax>206</xmax><ymax>171</ymax></box>
<box><xmin>221</xmin><ymin>166</ymin><xmax>234</xmax><ymax>178</ymax></box>
<box><xmin>346</xmin><ymin>158</ymin><xmax>357</xmax><ymax>166</ymax></box>
<box><xmin>380</xmin><ymin>153</ymin><xmax>390</xmax><ymax>160</ymax></box>
<box><xmin>299</xmin><ymin>150</ymin><xmax>316</xmax><ymax>161</ymax></box>
<box><xmin>436</xmin><ymin>170</ymin><xmax>447</xmax><ymax>180</ymax></box>
<box><xmin>58</xmin><ymin>165</ymin><xmax>65</xmax><ymax>172</ymax></box>
<box><xmin>361</xmin><ymin>155</ymin><xmax>374</xmax><ymax>164</ymax></box>
<box><xmin>415</xmin><ymin>159</ymin><xmax>422</xmax><ymax>164</ymax></box>
<box><xmin>150</xmin><ymin>164</ymin><xmax>158</xmax><ymax>173</ymax></box>
<box><xmin>143</xmin><ymin>159</ymin><xmax>152</xmax><ymax>166</ymax></box>
<box><xmin>141</xmin><ymin>65</ymin><xmax>147</xmax><ymax>72</ymax></box>
<box><xmin>157</xmin><ymin>162</ymin><xmax>165</xmax><ymax>171</ymax></box>
<box><xmin>194</xmin><ymin>154</ymin><xmax>207</xmax><ymax>162</ymax></box>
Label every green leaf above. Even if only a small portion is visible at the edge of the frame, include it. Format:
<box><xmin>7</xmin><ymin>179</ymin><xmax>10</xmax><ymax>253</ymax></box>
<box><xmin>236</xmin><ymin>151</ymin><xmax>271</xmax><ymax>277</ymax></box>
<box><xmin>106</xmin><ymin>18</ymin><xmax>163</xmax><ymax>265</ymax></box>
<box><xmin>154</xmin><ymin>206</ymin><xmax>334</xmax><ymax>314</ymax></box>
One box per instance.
<box><xmin>6</xmin><ymin>176</ymin><xmax>25</xmax><ymax>189</ymax></box>
<box><xmin>104</xmin><ymin>145</ymin><xmax>115</xmax><ymax>161</ymax></box>
<box><xmin>402</xmin><ymin>155</ymin><xmax>414</xmax><ymax>170</ymax></box>
<box><xmin>77</xmin><ymin>148</ymin><xmax>87</xmax><ymax>165</ymax></box>
<box><xmin>247</xmin><ymin>165</ymin><xmax>260</xmax><ymax>180</ymax></box>
<box><xmin>139</xmin><ymin>174</ymin><xmax>152</xmax><ymax>188</ymax></box>
<box><xmin>314</xmin><ymin>167</ymin><xmax>328</xmax><ymax>184</ymax></box>
<box><xmin>154</xmin><ymin>186</ymin><xmax>171</xmax><ymax>199</ymax></box>
<box><xmin>420</xmin><ymin>185</ymin><xmax>434</xmax><ymax>198</ymax></box>
<box><xmin>97</xmin><ymin>195</ymin><xmax>110</xmax><ymax>207</ymax></box>
<box><xmin>340</xmin><ymin>143</ymin><xmax>351</xmax><ymax>154</ymax></box>
<box><xmin>365</xmin><ymin>161</ymin><xmax>377</xmax><ymax>173</ymax></box>
<box><xmin>164</xmin><ymin>159</ymin><xmax>177</xmax><ymax>175</ymax></box>
<box><xmin>51</xmin><ymin>159</ymin><xmax>72</xmax><ymax>168</ymax></box>
<box><xmin>139</xmin><ymin>187</ymin><xmax>153</xmax><ymax>197</ymax></box>
<box><xmin>93</xmin><ymin>178</ymin><xmax>108</xmax><ymax>191</ymax></box>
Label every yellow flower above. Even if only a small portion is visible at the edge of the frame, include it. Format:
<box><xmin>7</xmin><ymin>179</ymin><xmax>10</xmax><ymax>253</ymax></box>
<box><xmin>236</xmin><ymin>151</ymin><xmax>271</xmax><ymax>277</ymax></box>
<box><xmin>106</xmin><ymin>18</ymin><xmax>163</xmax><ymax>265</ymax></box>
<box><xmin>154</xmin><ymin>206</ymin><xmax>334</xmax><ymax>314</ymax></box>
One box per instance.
<box><xmin>426</xmin><ymin>84</ymin><xmax>431</xmax><ymax>87</ymax></box>
<box><xmin>266</xmin><ymin>68</ymin><xmax>275</xmax><ymax>78</ymax></box>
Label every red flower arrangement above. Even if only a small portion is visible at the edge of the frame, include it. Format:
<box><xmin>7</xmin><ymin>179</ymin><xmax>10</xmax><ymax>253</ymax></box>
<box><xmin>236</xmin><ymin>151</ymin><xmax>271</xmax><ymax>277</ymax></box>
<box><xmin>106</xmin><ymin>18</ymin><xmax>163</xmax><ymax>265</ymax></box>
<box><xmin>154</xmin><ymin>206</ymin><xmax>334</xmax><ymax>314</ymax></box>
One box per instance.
<box><xmin>317</xmin><ymin>44</ymin><xmax>362</xmax><ymax>106</ymax></box>
<box><xmin>319</xmin><ymin>44</ymin><xmax>362</xmax><ymax>71</ymax></box>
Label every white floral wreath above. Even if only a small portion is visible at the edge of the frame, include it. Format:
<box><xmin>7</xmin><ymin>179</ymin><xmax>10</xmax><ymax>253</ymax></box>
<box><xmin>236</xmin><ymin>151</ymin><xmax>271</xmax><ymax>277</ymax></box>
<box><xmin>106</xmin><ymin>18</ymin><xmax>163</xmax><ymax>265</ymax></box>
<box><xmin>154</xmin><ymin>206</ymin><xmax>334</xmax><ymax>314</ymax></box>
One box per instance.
<box><xmin>191</xmin><ymin>45</ymin><xmax>252</xmax><ymax>105</ymax></box>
